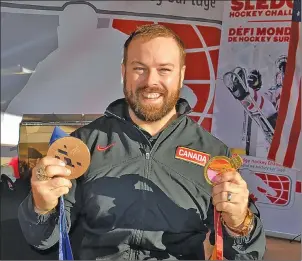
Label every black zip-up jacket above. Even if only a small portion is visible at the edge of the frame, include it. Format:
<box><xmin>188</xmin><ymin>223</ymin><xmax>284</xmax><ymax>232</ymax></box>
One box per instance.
<box><xmin>18</xmin><ymin>98</ymin><xmax>266</xmax><ymax>260</ymax></box>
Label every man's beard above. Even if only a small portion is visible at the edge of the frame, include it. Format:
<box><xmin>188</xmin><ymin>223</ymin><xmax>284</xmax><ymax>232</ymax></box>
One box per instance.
<box><xmin>123</xmin><ymin>78</ymin><xmax>181</xmax><ymax>122</ymax></box>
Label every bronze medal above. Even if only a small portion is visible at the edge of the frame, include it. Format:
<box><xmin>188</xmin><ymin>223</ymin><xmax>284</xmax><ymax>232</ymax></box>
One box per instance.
<box><xmin>47</xmin><ymin>136</ymin><xmax>91</xmax><ymax>180</ymax></box>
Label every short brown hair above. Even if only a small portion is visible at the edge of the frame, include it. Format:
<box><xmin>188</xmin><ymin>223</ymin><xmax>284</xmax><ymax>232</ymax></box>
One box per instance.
<box><xmin>123</xmin><ymin>24</ymin><xmax>186</xmax><ymax>66</ymax></box>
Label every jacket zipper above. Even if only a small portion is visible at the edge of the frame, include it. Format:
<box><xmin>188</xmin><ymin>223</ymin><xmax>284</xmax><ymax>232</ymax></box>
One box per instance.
<box><xmin>104</xmin><ymin>110</ymin><xmax>185</xmax><ymax>259</ymax></box>
<box><xmin>105</xmin><ymin>110</ymin><xmax>152</xmax><ymax>260</ymax></box>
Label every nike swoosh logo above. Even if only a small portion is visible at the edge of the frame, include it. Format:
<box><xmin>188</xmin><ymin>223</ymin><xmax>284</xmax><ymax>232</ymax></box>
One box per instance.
<box><xmin>96</xmin><ymin>143</ymin><xmax>116</xmax><ymax>151</ymax></box>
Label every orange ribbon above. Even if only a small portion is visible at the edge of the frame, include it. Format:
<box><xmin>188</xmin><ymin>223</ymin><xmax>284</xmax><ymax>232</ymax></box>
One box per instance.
<box><xmin>210</xmin><ymin>209</ymin><xmax>223</xmax><ymax>260</ymax></box>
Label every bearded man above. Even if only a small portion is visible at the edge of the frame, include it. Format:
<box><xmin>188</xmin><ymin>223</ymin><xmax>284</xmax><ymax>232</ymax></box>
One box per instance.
<box><xmin>18</xmin><ymin>24</ymin><xmax>266</xmax><ymax>260</ymax></box>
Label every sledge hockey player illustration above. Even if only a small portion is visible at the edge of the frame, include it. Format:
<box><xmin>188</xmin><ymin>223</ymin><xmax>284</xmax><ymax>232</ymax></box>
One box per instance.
<box><xmin>265</xmin><ymin>55</ymin><xmax>287</xmax><ymax>112</ymax></box>
<box><xmin>222</xmin><ymin>67</ymin><xmax>276</xmax><ymax>144</ymax></box>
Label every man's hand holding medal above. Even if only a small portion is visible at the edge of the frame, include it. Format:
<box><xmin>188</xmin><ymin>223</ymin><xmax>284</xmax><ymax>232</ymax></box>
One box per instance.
<box><xmin>31</xmin><ymin>136</ymin><xmax>90</xmax><ymax>215</ymax></box>
<box><xmin>205</xmin><ymin>155</ymin><xmax>255</xmax><ymax>260</ymax></box>
<box><xmin>31</xmin><ymin>156</ymin><xmax>72</xmax><ymax>214</ymax></box>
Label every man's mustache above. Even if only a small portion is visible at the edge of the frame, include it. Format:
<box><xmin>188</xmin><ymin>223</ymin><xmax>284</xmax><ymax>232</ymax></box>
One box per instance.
<box><xmin>136</xmin><ymin>86</ymin><xmax>167</xmax><ymax>95</ymax></box>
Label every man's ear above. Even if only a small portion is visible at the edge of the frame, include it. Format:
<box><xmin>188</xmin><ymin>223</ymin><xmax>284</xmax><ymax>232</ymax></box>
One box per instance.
<box><xmin>121</xmin><ymin>63</ymin><xmax>126</xmax><ymax>79</ymax></box>
<box><xmin>180</xmin><ymin>65</ymin><xmax>186</xmax><ymax>88</ymax></box>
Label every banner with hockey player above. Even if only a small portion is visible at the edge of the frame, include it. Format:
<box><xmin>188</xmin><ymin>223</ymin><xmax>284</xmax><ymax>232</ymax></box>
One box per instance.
<box><xmin>212</xmin><ymin>0</ymin><xmax>302</xmax><ymax>239</ymax></box>
<box><xmin>212</xmin><ymin>0</ymin><xmax>298</xmax><ymax>167</ymax></box>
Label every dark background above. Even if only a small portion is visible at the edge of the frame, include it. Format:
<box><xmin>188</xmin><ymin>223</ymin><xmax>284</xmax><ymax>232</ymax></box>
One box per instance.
<box><xmin>0</xmin><ymin>178</ymin><xmax>57</xmax><ymax>259</ymax></box>
<box><xmin>0</xmin><ymin>178</ymin><xmax>84</xmax><ymax>259</ymax></box>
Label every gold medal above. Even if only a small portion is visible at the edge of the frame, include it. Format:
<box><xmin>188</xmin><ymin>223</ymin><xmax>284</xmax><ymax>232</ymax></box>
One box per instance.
<box><xmin>204</xmin><ymin>154</ymin><xmax>243</xmax><ymax>185</ymax></box>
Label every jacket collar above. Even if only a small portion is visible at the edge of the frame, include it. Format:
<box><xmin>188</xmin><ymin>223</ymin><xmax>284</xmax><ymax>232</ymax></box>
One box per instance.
<box><xmin>104</xmin><ymin>98</ymin><xmax>192</xmax><ymax>120</ymax></box>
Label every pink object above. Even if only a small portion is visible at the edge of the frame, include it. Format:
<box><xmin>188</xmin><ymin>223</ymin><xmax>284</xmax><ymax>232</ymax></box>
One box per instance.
<box><xmin>207</xmin><ymin>169</ymin><xmax>219</xmax><ymax>182</ymax></box>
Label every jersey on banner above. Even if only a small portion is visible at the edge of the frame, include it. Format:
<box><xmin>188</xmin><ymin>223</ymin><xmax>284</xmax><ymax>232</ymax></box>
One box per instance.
<box><xmin>212</xmin><ymin>0</ymin><xmax>294</xmax><ymax>162</ymax></box>
<box><xmin>1</xmin><ymin>0</ymin><xmax>223</xmax><ymax>149</ymax></box>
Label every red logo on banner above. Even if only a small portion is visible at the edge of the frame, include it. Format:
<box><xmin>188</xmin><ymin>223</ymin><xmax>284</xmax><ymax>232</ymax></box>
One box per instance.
<box><xmin>175</xmin><ymin>147</ymin><xmax>210</xmax><ymax>166</ymax></box>
<box><xmin>295</xmin><ymin>181</ymin><xmax>302</xmax><ymax>194</ymax></box>
<box><xmin>253</xmin><ymin>172</ymin><xmax>292</xmax><ymax>206</ymax></box>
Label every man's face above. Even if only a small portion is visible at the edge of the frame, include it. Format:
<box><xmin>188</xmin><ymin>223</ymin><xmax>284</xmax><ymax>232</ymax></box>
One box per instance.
<box><xmin>122</xmin><ymin>37</ymin><xmax>186</xmax><ymax>122</ymax></box>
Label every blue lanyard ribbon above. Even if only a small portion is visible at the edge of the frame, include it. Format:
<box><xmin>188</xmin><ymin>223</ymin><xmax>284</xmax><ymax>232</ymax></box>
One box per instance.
<box><xmin>59</xmin><ymin>195</ymin><xmax>74</xmax><ymax>260</ymax></box>
<box><xmin>49</xmin><ymin>126</ymin><xmax>73</xmax><ymax>260</ymax></box>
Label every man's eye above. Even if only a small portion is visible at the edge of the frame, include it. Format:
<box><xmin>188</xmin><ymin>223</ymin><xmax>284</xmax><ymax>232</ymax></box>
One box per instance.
<box><xmin>160</xmin><ymin>68</ymin><xmax>171</xmax><ymax>72</ymax></box>
<box><xmin>134</xmin><ymin>67</ymin><xmax>144</xmax><ymax>71</ymax></box>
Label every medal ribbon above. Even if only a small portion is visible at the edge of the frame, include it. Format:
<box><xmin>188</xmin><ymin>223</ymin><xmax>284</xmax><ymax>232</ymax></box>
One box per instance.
<box><xmin>59</xmin><ymin>195</ymin><xmax>74</xmax><ymax>260</ymax></box>
<box><xmin>48</xmin><ymin>127</ymin><xmax>74</xmax><ymax>260</ymax></box>
<box><xmin>210</xmin><ymin>209</ymin><xmax>223</xmax><ymax>260</ymax></box>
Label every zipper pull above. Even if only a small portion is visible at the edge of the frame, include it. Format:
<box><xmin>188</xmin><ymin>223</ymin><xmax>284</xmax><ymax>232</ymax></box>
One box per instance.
<box><xmin>145</xmin><ymin>152</ymin><xmax>150</xmax><ymax>160</ymax></box>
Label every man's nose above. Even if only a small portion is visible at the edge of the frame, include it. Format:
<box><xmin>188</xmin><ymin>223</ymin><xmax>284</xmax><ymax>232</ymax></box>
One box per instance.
<box><xmin>146</xmin><ymin>69</ymin><xmax>160</xmax><ymax>86</ymax></box>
